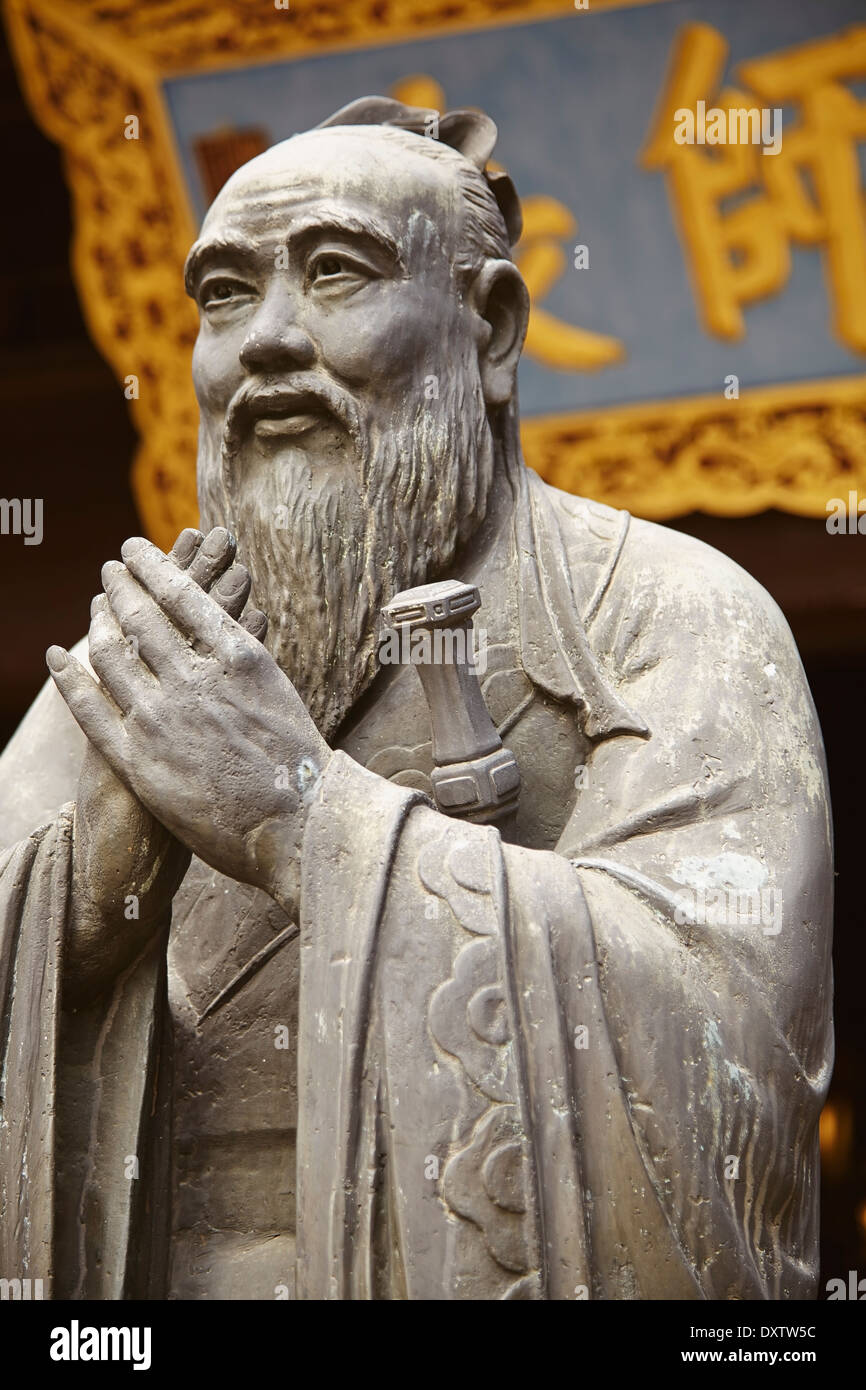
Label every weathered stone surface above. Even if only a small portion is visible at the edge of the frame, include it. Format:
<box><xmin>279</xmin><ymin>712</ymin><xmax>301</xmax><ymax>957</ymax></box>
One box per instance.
<box><xmin>0</xmin><ymin>96</ymin><xmax>832</xmax><ymax>1300</ymax></box>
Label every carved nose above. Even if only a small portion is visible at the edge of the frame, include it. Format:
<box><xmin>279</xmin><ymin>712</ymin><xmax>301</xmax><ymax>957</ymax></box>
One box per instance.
<box><xmin>239</xmin><ymin>320</ymin><xmax>315</xmax><ymax>373</ymax></box>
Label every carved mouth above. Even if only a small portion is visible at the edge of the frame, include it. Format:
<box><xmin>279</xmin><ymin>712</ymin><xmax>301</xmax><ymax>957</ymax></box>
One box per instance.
<box><xmin>248</xmin><ymin>389</ymin><xmax>330</xmax><ymax>437</ymax></box>
<box><xmin>223</xmin><ymin>379</ymin><xmax>362</xmax><ymax>459</ymax></box>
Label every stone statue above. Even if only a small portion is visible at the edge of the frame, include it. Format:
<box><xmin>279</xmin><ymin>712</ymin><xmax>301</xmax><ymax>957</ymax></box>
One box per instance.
<box><xmin>0</xmin><ymin>97</ymin><xmax>833</xmax><ymax>1300</ymax></box>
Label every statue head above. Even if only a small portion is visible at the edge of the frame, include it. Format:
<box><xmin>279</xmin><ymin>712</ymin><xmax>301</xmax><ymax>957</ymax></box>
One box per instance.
<box><xmin>184</xmin><ymin>97</ymin><xmax>529</xmax><ymax>737</ymax></box>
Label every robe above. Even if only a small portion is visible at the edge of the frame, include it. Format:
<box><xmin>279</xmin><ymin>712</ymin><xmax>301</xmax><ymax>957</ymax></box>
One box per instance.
<box><xmin>0</xmin><ymin>465</ymin><xmax>833</xmax><ymax>1299</ymax></box>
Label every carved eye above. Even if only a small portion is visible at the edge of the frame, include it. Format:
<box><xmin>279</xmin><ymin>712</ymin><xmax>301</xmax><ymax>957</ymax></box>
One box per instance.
<box><xmin>315</xmin><ymin>257</ymin><xmax>346</xmax><ymax>278</ymax></box>
<box><xmin>201</xmin><ymin>278</ymin><xmax>245</xmax><ymax>309</ymax></box>
<box><xmin>311</xmin><ymin>254</ymin><xmax>348</xmax><ymax>281</ymax></box>
<box><xmin>309</xmin><ymin>252</ymin><xmax>377</xmax><ymax>292</ymax></box>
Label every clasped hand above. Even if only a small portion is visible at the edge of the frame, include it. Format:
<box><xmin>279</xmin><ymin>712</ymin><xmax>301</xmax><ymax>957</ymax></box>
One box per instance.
<box><xmin>48</xmin><ymin>531</ymin><xmax>330</xmax><ymax>918</ymax></box>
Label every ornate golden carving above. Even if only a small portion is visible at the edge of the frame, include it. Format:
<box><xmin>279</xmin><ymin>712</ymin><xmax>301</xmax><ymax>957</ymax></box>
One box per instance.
<box><xmin>7</xmin><ymin>0</ymin><xmax>660</xmax><ymax>77</ymax></box>
<box><xmin>523</xmin><ymin>375</ymin><xmax>866</xmax><ymax>519</ymax></box>
<box><xmin>5</xmin><ymin>0</ymin><xmax>863</xmax><ymax>541</ymax></box>
<box><xmin>5</xmin><ymin>0</ymin><xmax>201</xmax><ymax>546</ymax></box>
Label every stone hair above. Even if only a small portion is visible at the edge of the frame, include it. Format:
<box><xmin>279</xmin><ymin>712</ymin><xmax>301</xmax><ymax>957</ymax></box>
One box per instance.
<box><xmin>313</xmin><ymin>124</ymin><xmax>514</xmax><ymax>282</ymax></box>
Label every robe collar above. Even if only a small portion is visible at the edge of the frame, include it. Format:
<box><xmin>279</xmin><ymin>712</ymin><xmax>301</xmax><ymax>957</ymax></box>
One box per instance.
<box><xmin>509</xmin><ymin>463</ymin><xmax>648</xmax><ymax>742</ymax></box>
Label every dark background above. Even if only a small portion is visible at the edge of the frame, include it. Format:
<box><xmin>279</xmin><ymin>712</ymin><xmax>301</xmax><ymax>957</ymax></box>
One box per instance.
<box><xmin>1</xmin><ymin>27</ymin><xmax>864</xmax><ymax>1289</ymax></box>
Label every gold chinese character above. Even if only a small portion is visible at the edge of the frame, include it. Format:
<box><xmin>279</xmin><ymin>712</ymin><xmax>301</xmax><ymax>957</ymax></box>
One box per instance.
<box><xmin>642</xmin><ymin>22</ymin><xmax>866</xmax><ymax>351</ymax></box>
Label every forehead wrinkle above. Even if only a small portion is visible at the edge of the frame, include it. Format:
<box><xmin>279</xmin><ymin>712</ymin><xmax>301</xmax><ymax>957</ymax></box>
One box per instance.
<box><xmin>213</xmin><ymin>174</ymin><xmax>321</xmax><ymax>216</ymax></box>
<box><xmin>189</xmin><ymin>137</ymin><xmax>464</xmax><ymax>294</ymax></box>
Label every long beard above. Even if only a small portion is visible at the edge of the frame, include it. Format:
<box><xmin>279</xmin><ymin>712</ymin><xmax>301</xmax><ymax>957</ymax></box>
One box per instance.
<box><xmin>197</xmin><ymin>369</ymin><xmax>495</xmax><ymax>740</ymax></box>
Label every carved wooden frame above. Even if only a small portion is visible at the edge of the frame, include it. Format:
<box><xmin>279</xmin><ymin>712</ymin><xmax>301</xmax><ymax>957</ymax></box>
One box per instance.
<box><xmin>5</xmin><ymin>0</ymin><xmax>864</xmax><ymax>544</ymax></box>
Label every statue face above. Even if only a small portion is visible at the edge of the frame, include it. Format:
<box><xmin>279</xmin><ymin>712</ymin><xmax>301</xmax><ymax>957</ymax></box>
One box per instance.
<box><xmin>187</xmin><ymin>128</ymin><xmax>471</xmax><ymax>485</ymax></box>
<box><xmin>185</xmin><ymin>128</ymin><xmax>498</xmax><ymax>738</ymax></box>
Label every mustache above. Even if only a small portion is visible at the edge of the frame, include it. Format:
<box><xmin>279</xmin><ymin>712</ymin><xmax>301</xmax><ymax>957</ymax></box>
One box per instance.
<box><xmin>222</xmin><ymin>373</ymin><xmax>364</xmax><ymax>456</ymax></box>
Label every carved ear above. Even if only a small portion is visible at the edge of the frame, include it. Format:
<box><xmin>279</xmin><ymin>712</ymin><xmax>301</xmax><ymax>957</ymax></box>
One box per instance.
<box><xmin>469</xmin><ymin>259</ymin><xmax>529</xmax><ymax>407</ymax></box>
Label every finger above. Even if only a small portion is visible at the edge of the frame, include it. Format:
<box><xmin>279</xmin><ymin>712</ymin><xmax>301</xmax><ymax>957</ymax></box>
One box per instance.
<box><xmin>88</xmin><ymin>594</ymin><xmax>158</xmax><ymax>712</ymax></box>
<box><xmin>119</xmin><ymin>538</ymin><xmax>230</xmax><ymax>654</ymax></box>
<box><xmin>211</xmin><ymin>562</ymin><xmax>251</xmax><ymax>621</ymax></box>
<box><xmin>46</xmin><ymin>646</ymin><xmax>128</xmax><ymax>772</ymax></box>
<box><xmin>241</xmin><ymin>608</ymin><xmax>268</xmax><ymax>643</ymax></box>
<box><xmin>186</xmin><ymin>526</ymin><xmax>237</xmax><ymax>592</ymax></box>
<box><xmin>169</xmin><ymin>528</ymin><xmax>204</xmax><ymax>571</ymax></box>
<box><xmin>88</xmin><ymin>597</ymin><xmax>128</xmax><ymax>714</ymax></box>
<box><xmin>101</xmin><ymin>559</ymin><xmax>189</xmax><ymax>679</ymax></box>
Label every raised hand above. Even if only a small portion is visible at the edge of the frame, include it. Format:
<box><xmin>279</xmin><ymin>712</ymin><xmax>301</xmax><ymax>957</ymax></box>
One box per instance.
<box><xmin>48</xmin><ymin>535</ymin><xmax>329</xmax><ymax>941</ymax></box>
<box><xmin>58</xmin><ymin>527</ymin><xmax>268</xmax><ymax>1003</ymax></box>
